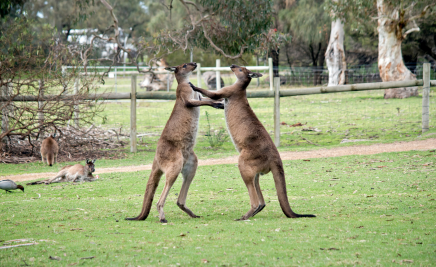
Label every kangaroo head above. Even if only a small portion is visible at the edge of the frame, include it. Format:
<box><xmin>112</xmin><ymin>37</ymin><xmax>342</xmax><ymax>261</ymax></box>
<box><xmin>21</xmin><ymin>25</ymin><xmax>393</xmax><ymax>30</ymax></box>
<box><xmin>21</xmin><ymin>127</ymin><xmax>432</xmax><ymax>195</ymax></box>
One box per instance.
<box><xmin>85</xmin><ymin>159</ymin><xmax>96</xmax><ymax>173</ymax></box>
<box><xmin>230</xmin><ymin>64</ymin><xmax>262</xmax><ymax>84</ymax></box>
<box><xmin>165</xmin><ymin>62</ymin><xmax>197</xmax><ymax>83</ymax></box>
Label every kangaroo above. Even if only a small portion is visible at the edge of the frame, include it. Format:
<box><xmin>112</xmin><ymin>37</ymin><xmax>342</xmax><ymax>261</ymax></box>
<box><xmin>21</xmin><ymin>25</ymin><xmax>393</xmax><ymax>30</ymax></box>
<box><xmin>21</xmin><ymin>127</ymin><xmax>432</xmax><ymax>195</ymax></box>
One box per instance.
<box><xmin>189</xmin><ymin>65</ymin><xmax>316</xmax><ymax>220</ymax></box>
<box><xmin>40</xmin><ymin>134</ymin><xmax>59</xmax><ymax>166</ymax></box>
<box><xmin>126</xmin><ymin>62</ymin><xmax>224</xmax><ymax>223</ymax></box>
<box><xmin>26</xmin><ymin>159</ymin><xmax>97</xmax><ymax>185</ymax></box>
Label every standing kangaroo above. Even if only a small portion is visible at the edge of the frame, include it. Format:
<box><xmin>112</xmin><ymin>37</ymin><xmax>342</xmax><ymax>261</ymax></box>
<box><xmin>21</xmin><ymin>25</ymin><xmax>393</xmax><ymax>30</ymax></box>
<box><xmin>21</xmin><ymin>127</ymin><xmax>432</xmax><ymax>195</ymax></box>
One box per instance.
<box><xmin>40</xmin><ymin>134</ymin><xmax>59</xmax><ymax>166</ymax></box>
<box><xmin>27</xmin><ymin>159</ymin><xmax>97</xmax><ymax>185</ymax></box>
<box><xmin>189</xmin><ymin>65</ymin><xmax>315</xmax><ymax>220</ymax></box>
<box><xmin>126</xmin><ymin>62</ymin><xmax>223</xmax><ymax>223</ymax></box>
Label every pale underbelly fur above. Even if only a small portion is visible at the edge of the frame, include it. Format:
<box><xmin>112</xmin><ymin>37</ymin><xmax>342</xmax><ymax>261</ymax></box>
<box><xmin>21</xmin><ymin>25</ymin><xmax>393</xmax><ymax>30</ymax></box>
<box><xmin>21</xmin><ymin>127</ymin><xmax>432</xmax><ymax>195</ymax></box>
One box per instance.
<box><xmin>224</xmin><ymin>99</ymin><xmax>240</xmax><ymax>152</ymax></box>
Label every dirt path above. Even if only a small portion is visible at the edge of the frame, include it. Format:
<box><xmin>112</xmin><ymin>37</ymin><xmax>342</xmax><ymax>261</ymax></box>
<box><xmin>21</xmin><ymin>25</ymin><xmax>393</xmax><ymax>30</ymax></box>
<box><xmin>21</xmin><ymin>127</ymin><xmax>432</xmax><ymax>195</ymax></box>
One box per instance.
<box><xmin>4</xmin><ymin>138</ymin><xmax>435</xmax><ymax>182</ymax></box>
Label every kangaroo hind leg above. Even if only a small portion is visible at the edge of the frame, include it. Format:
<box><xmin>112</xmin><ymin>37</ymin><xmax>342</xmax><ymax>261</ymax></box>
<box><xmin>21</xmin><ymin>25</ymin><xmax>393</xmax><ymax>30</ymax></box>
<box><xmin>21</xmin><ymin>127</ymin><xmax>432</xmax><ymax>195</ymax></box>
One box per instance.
<box><xmin>177</xmin><ymin>153</ymin><xmax>200</xmax><ymax>218</ymax></box>
<box><xmin>237</xmin><ymin>162</ymin><xmax>263</xmax><ymax>221</ymax></box>
<box><xmin>156</xmin><ymin>157</ymin><xmax>183</xmax><ymax>223</ymax></box>
<box><xmin>251</xmin><ymin>173</ymin><xmax>266</xmax><ymax>217</ymax></box>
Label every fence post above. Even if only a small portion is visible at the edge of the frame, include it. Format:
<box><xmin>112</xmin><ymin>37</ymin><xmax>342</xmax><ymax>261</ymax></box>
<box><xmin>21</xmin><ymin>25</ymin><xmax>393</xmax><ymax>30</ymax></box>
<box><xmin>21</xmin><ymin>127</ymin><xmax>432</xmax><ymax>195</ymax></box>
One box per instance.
<box><xmin>38</xmin><ymin>79</ymin><xmax>44</xmax><ymax>131</ymax></box>
<box><xmin>256</xmin><ymin>55</ymin><xmax>260</xmax><ymax>87</ymax></box>
<box><xmin>130</xmin><ymin>75</ymin><xmax>137</xmax><ymax>153</ymax></box>
<box><xmin>274</xmin><ymin>77</ymin><xmax>280</xmax><ymax>147</ymax></box>
<box><xmin>216</xmin><ymin>59</ymin><xmax>221</xmax><ymax>90</ymax></box>
<box><xmin>115</xmin><ymin>66</ymin><xmax>118</xmax><ymax>94</ymax></box>
<box><xmin>269</xmin><ymin>58</ymin><xmax>273</xmax><ymax>91</ymax></box>
<box><xmin>197</xmin><ymin>63</ymin><xmax>202</xmax><ymax>88</ymax></box>
<box><xmin>74</xmin><ymin>78</ymin><xmax>79</xmax><ymax>128</ymax></box>
<box><xmin>422</xmin><ymin>63</ymin><xmax>430</xmax><ymax>133</ymax></box>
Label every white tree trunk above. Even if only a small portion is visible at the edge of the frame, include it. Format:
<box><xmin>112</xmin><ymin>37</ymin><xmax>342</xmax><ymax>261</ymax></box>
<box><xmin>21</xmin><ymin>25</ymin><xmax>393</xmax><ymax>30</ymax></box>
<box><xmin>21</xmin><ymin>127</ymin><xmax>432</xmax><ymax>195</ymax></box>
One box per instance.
<box><xmin>326</xmin><ymin>18</ymin><xmax>346</xmax><ymax>86</ymax></box>
<box><xmin>377</xmin><ymin>0</ymin><xmax>418</xmax><ymax>99</ymax></box>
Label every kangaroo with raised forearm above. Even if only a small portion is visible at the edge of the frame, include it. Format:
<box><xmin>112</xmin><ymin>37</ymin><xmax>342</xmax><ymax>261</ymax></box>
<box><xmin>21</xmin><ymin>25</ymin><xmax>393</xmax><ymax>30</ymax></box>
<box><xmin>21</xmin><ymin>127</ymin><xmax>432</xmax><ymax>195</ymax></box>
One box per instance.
<box><xmin>126</xmin><ymin>62</ymin><xmax>223</xmax><ymax>223</ymax></box>
<box><xmin>40</xmin><ymin>134</ymin><xmax>59</xmax><ymax>166</ymax></box>
<box><xmin>189</xmin><ymin>65</ymin><xmax>315</xmax><ymax>220</ymax></box>
<box><xmin>27</xmin><ymin>159</ymin><xmax>97</xmax><ymax>185</ymax></box>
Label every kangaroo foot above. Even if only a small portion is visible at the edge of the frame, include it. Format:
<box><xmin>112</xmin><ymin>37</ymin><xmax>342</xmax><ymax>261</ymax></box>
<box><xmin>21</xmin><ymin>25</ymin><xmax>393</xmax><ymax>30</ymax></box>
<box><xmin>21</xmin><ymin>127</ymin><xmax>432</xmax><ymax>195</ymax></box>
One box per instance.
<box><xmin>160</xmin><ymin>218</ymin><xmax>168</xmax><ymax>223</ymax></box>
<box><xmin>177</xmin><ymin>202</ymin><xmax>201</xmax><ymax>218</ymax></box>
<box><xmin>125</xmin><ymin>214</ymin><xmax>147</xmax><ymax>221</ymax></box>
<box><xmin>252</xmin><ymin>204</ymin><xmax>266</xmax><ymax>217</ymax></box>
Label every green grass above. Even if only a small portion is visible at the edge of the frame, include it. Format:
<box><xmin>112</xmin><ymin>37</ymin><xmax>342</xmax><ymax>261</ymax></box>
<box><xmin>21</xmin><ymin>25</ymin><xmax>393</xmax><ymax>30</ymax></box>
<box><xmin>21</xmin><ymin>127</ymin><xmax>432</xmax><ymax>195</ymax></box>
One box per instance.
<box><xmin>1</xmin><ymin>150</ymin><xmax>435</xmax><ymax>266</ymax></box>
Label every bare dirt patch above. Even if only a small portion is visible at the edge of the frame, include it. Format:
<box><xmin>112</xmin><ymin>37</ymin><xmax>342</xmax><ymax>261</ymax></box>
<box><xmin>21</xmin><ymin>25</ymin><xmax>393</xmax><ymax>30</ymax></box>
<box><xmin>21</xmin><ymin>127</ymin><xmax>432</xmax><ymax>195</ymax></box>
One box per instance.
<box><xmin>4</xmin><ymin>138</ymin><xmax>435</xmax><ymax>182</ymax></box>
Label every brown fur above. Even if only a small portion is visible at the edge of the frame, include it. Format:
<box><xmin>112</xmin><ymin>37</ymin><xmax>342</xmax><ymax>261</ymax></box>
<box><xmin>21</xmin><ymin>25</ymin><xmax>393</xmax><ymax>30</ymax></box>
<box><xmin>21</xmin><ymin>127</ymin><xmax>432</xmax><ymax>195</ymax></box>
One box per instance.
<box><xmin>40</xmin><ymin>134</ymin><xmax>59</xmax><ymax>166</ymax></box>
<box><xmin>125</xmin><ymin>62</ymin><xmax>223</xmax><ymax>223</ymax></box>
<box><xmin>27</xmin><ymin>159</ymin><xmax>96</xmax><ymax>185</ymax></box>
<box><xmin>189</xmin><ymin>64</ymin><xmax>315</xmax><ymax>220</ymax></box>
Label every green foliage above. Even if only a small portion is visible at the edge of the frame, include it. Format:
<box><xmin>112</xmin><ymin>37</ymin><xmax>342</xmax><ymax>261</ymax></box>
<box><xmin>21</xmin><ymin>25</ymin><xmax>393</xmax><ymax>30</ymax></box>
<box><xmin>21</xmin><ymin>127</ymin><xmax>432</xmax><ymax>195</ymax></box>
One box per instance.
<box><xmin>193</xmin><ymin>0</ymin><xmax>274</xmax><ymax>54</ymax></box>
<box><xmin>280</xmin><ymin>0</ymin><xmax>330</xmax><ymax>45</ymax></box>
<box><xmin>204</xmin><ymin>111</ymin><xmax>229</xmax><ymax>149</ymax></box>
<box><xmin>0</xmin><ymin>151</ymin><xmax>435</xmax><ymax>265</ymax></box>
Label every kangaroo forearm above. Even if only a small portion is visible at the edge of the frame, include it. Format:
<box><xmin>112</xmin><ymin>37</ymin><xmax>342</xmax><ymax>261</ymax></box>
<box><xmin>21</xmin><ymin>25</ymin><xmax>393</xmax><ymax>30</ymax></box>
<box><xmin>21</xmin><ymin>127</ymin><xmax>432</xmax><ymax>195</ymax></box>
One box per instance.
<box><xmin>185</xmin><ymin>100</ymin><xmax>218</xmax><ymax>108</ymax></box>
<box><xmin>194</xmin><ymin>87</ymin><xmax>222</xmax><ymax>100</ymax></box>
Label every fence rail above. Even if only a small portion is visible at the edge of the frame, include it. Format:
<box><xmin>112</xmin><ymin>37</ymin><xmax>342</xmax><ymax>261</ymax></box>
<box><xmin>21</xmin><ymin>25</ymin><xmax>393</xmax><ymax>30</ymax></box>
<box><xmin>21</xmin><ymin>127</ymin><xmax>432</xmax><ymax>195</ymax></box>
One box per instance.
<box><xmin>2</xmin><ymin>64</ymin><xmax>435</xmax><ymax>152</ymax></box>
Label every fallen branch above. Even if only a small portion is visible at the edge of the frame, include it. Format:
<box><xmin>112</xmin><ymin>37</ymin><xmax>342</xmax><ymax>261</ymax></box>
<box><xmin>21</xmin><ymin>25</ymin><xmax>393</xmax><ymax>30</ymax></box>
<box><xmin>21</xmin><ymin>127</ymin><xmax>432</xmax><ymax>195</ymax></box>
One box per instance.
<box><xmin>0</xmin><ymin>243</ymin><xmax>38</xmax><ymax>250</ymax></box>
<box><xmin>302</xmin><ymin>137</ymin><xmax>319</xmax><ymax>146</ymax></box>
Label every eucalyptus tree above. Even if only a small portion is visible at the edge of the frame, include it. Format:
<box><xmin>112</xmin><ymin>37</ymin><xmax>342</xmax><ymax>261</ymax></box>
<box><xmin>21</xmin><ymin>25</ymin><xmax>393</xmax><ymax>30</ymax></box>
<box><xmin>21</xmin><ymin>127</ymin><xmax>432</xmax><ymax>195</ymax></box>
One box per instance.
<box><xmin>325</xmin><ymin>0</ymin><xmax>346</xmax><ymax>86</ymax></box>
<box><xmin>328</xmin><ymin>0</ymin><xmax>436</xmax><ymax>99</ymax></box>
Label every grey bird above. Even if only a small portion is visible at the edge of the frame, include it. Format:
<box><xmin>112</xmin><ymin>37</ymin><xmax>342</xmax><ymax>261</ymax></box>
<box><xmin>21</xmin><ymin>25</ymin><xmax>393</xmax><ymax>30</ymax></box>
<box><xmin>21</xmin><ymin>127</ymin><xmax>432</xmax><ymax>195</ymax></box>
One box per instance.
<box><xmin>0</xmin><ymin>179</ymin><xmax>24</xmax><ymax>193</ymax></box>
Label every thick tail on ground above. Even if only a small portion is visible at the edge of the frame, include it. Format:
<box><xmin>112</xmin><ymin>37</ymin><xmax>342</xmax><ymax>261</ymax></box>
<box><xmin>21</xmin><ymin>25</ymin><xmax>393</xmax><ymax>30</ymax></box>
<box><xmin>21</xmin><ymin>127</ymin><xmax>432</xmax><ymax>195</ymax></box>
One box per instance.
<box><xmin>271</xmin><ymin>163</ymin><xmax>316</xmax><ymax>218</ymax></box>
<box><xmin>125</xmin><ymin>166</ymin><xmax>162</xmax><ymax>221</ymax></box>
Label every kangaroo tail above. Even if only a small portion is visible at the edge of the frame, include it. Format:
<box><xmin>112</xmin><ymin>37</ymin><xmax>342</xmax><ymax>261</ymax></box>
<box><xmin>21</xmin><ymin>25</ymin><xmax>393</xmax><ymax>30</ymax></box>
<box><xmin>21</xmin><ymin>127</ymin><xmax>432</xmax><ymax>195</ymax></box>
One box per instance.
<box><xmin>271</xmin><ymin>163</ymin><xmax>316</xmax><ymax>218</ymax></box>
<box><xmin>125</xmin><ymin>162</ymin><xmax>163</xmax><ymax>221</ymax></box>
<box><xmin>47</xmin><ymin>153</ymin><xmax>54</xmax><ymax>166</ymax></box>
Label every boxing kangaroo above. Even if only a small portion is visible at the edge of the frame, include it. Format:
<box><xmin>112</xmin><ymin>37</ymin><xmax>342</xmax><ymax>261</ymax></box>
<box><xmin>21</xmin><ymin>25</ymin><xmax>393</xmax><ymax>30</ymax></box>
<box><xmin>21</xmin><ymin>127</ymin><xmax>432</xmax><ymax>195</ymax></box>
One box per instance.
<box><xmin>189</xmin><ymin>65</ymin><xmax>315</xmax><ymax>220</ymax></box>
<box><xmin>40</xmin><ymin>134</ymin><xmax>59</xmax><ymax>166</ymax></box>
<box><xmin>126</xmin><ymin>62</ymin><xmax>223</xmax><ymax>223</ymax></box>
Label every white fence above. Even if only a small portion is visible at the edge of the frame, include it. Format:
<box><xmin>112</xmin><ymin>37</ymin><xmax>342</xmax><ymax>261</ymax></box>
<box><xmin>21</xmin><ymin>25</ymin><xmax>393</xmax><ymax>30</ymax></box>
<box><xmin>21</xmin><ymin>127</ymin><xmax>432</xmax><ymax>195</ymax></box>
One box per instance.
<box><xmin>65</xmin><ymin>58</ymin><xmax>275</xmax><ymax>92</ymax></box>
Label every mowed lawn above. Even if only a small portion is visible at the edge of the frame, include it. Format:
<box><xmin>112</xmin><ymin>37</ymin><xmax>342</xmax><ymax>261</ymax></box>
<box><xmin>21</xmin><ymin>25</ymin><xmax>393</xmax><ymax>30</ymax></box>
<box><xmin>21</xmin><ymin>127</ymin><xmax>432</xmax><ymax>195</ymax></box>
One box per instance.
<box><xmin>1</xmin><ymin>150</ymin><xmax>435</xmax><ymax>266</ymax></box>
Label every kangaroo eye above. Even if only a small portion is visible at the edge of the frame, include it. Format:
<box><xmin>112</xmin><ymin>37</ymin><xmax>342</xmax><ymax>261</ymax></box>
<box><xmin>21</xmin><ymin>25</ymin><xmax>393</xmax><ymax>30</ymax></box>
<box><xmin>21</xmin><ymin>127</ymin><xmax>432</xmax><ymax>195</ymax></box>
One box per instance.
<box><xmin>239</xmin><ymin>68</ymin><xmax>242</xmax><ymax>71</ymax></box>
<box><xmin>183</xmin><ymin>64</ymin><xmax>187</xmax><ymax>68</ymax></box>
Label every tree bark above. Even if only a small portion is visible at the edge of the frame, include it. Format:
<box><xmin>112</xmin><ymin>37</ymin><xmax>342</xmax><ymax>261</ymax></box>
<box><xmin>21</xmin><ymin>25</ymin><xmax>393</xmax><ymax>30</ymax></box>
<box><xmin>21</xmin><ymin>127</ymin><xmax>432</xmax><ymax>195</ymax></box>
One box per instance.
<box><xmin>377</xmin><ymin>0</ymin><xmax>418</xmax><ymax>99</ymax></box>
<box><xmin>326</xmin><ymin>17</ymin><xmax>346</xmax><ymax>86</ymax></box>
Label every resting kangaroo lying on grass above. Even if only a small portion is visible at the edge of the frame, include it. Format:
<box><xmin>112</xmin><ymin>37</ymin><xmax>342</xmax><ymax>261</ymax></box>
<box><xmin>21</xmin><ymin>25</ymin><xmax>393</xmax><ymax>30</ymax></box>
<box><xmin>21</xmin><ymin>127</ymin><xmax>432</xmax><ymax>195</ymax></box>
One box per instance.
<box><xmin>189</xmin><ymin>65</ymin><xmax>315</xmax><ymax>220</ymax></box>
<box><xmin>27</xmin><ymin>159</ymin><xmax>97</xmax><ymax>185</ymax></box>
<box><xmin>126</xmin><ymin>62</ymin><xmax>223</xmax><ymax>223</ymax></box>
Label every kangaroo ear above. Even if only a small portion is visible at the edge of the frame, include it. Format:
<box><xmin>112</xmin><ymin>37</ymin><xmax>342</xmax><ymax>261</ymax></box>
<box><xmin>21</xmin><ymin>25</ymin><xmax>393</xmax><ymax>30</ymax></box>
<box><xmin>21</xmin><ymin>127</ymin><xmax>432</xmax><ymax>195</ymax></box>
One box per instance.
<box><xmin>165</xmin><ymin>67</ymin><xmax>177</xmax><ymax>72</ymax></box>
<box><xmin>86</xmin><ymin>159</ymin><xmax>89</xmax><ymax>164</ymax></box>
<box><xmin>53</xmin><ymin>133</ymin><xmax>56</xmax><ymax>138</ymax></box>
<box><xmin>92</xmin><ymin>159</ymin><xmax>96</xmax><ymax>163</ymax></box>
<box><xmin>248</xmin><ymin>72</ymin><xmax>263</xmax><ymax>78</ymax></box>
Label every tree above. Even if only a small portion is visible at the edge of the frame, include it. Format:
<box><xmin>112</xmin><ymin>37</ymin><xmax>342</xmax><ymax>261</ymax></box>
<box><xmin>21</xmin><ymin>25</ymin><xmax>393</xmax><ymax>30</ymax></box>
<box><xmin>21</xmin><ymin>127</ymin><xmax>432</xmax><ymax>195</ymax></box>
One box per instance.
<box><xmin>0</xmin><ymin>18</ymin><xmax>102</xmax><ymax>152</ymax></box>
<box><xmin>328</xmin><ymin>0</ymin><xmax>436</xmax><ymax>98</ymax></box>
<box><xmin>325</xmin><ymin>0</ymin><xmax>346</xmax><ymax>86</ymax></box>
<box><xmin>47</xmin><ymin>0</ymin><xmax>276</xmax><ymax>77</ymax></box>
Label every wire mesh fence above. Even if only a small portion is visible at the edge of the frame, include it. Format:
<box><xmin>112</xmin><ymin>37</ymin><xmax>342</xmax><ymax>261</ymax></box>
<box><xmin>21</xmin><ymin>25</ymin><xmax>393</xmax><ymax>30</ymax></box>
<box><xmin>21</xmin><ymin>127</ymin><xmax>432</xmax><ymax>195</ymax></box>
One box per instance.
<box><xmin>277</xmin><ymin>64</ymin><xmax>436</xmax><ymax>87</ymax></box>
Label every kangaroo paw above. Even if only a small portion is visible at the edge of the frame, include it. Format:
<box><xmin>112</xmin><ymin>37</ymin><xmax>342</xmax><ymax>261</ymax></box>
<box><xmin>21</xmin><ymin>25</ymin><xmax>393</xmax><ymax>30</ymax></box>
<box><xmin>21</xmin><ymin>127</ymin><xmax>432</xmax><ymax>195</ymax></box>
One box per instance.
<box><xmin>160</xmin><ymin>218</ymin><xmax>168</xmax><ymax>223</ymax></box>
